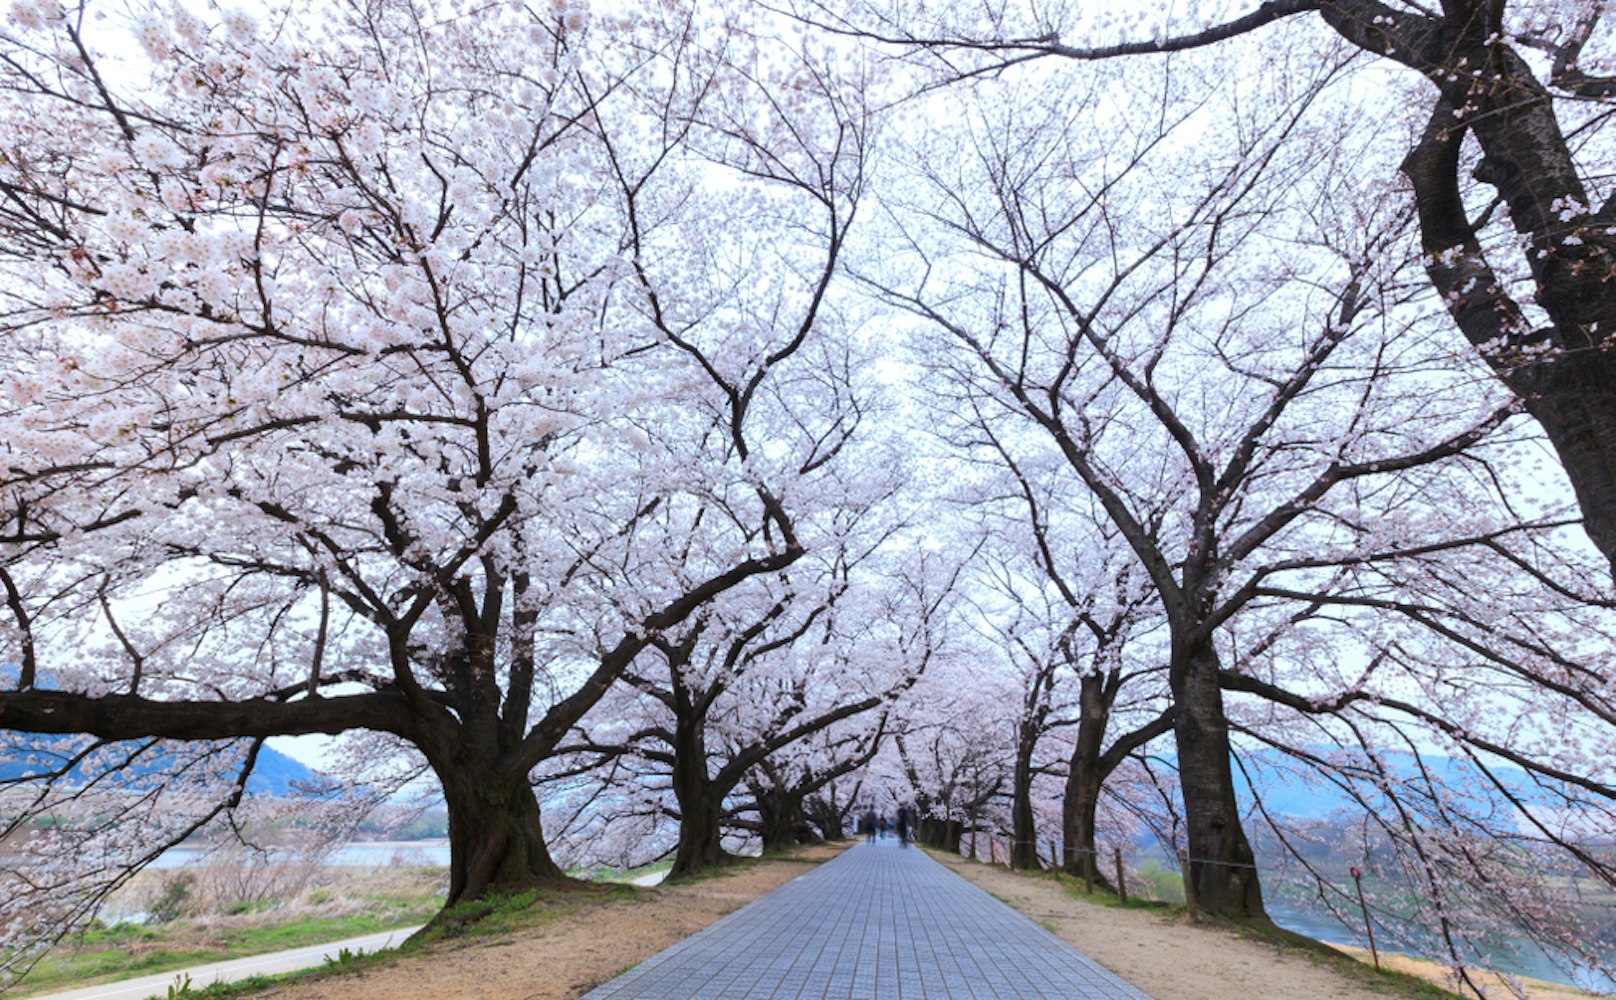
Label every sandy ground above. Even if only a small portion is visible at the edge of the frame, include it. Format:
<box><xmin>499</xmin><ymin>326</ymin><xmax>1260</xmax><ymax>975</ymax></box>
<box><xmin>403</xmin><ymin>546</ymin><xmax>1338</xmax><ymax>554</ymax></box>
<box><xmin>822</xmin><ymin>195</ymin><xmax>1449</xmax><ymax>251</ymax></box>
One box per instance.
<box><xmin>1331</xmin><ymin>943</ymin><xmax>1593</xmax><ymax>1000</ymax></box>
<box><xmin>928</xmin><ymin>851</ymin><xmax>1390</xmax><ymax>1000</ymax></box>
<box><xmin>931</xmin><ymin>852</ymin><xmax>1595</xmax><ymax>1000</ymax></box>
<box><xmin>249</xmin><ymin>843</ymin><xmax>848</xmax><ymax>1000</ymax></box>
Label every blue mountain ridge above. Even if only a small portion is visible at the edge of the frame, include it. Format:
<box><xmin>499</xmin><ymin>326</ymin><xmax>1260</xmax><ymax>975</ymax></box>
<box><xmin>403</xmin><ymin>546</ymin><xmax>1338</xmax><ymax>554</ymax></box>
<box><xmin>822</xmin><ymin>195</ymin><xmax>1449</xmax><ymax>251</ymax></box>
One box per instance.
<box><xmin>0</xmin><ymin>737</ymin><xmax>319</xmax><ymax>797</ymax></box>
<box><xmin>1227</xmin><ymin>745</ymin><xmax>1537</xmax><ymax>821</ymax></box>
<box><xmin>0</xmin><ymin>663</ymin><xmax>319</xmax><ymax>796</ymax></box>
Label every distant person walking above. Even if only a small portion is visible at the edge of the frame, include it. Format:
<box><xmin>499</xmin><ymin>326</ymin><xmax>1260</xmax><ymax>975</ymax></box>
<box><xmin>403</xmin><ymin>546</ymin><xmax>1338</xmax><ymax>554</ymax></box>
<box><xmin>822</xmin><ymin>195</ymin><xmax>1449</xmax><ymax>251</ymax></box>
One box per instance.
<box><xmin>896</xmin><ymin>806</ymin><xmax>911</xmax><ymax>848</ymax></box>
<box><xmin>861</xmin><ymin>806</ymin><xmax>877</xmax><ymax>843</ymax></box>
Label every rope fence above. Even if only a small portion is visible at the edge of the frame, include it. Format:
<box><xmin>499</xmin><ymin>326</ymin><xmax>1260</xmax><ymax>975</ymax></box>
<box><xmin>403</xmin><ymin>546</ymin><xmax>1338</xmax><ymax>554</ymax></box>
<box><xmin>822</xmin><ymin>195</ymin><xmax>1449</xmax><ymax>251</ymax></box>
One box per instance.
<box><xmin>955</xmin><ymin>831</ymin><xmax>1616</xmax><ymax>956</ymax></box>
<box><xmin>963</xmin><ymin>836</ymin><xmax>1290</xmax><ymax>921</ymax></box>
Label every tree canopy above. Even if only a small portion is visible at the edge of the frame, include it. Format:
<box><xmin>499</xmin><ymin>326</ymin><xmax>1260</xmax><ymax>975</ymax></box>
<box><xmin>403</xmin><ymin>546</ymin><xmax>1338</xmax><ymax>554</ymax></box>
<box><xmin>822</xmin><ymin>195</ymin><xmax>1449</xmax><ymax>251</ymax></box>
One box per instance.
<box><xmin>2</xmin><ymin>0</ymin><xmax>1615</xmax><ymax>990</ymax></box>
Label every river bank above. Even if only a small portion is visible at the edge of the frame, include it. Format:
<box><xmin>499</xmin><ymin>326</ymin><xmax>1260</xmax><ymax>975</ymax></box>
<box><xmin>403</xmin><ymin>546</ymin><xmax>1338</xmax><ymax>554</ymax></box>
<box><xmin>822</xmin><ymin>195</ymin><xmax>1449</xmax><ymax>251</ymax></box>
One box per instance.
<box><xmin>9</xmin><ymin>868</ymin><xmax>443</xmax><ymax>998</ymax></box>
<box><xmin>147</xmin><ymin>840</ymin><xmax>452</xmax><ymax>870</ymax></box>
<box><xmin>1329</xmin><ymin>943</ymin><xmax>1600</xmax><ymax>1000</ymax></box>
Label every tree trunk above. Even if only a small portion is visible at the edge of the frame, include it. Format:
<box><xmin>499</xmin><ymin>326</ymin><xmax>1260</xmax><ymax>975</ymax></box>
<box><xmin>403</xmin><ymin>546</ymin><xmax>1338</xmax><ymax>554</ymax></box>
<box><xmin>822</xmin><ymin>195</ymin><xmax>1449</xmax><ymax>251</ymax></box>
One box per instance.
<box><xmin>803</xmin><ymin>790</ymin><xmax>846</xmax><ymax>841</ymax></box>
<box><xmin>670</xmin><ymin>802</ymin><xmax>726</xmax><ymax>876</ymax></box>
<box><xmin>1010</xmin><ymin>724</ymin><xmax>1040</xmax><ymax>869</ymax></box>
<box><xmin>1172</xmin><ymin>639</ymin><xmax>1267</xmax><ymax>923</ymax></box>
<box><xmin>668</xmin><ymin>716</ymin><xmax>729</xmax><ymax>880</ymax></box>
<box><xmin>1318</xmin><ymin>5</ymin><xmax>1616</xmax><ymax>578</ymax></box>
<box><xmin>1062</xmin><ymin>674</ymin><xmax>1110</xmax><ymax>888</ymax></box>
<box><xmin>757</xmin><ymin>786</ymin><xmax>808</xmax><ymax>851</ymax></box>
<box><xmin>439</xmin><ymin>762</ymin><xmax>570</xmax><ymax>907</ymax></box>
<box><xmin>670</xmin><ymin>790</ymin><xmax>727</xmax><ymax>880</ymax></box>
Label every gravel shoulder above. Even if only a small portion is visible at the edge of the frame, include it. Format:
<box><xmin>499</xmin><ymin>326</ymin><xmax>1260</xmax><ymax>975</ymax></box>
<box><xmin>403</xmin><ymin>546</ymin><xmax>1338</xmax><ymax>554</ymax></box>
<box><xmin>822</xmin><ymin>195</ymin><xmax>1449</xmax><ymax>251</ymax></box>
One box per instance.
<box><xmin>926</xmin><ymin>850</ymin><xmax>1432</xmax><ymax>1000</ymax></box>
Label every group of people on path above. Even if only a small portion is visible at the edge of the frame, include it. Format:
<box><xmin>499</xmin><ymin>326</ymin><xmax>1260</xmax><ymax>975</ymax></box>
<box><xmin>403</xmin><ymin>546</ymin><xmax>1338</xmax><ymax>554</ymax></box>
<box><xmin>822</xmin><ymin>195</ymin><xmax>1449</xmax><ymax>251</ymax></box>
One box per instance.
<box><xmin>858</xmin><ymin>805</ymin><xmax>912</xmax><ymax>847</ymax></box>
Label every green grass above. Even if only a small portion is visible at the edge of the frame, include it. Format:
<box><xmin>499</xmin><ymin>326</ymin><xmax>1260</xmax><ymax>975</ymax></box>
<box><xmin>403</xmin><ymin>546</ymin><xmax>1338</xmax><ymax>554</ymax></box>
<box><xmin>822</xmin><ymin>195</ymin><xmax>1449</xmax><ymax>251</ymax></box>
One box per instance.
<box><xmin>12</xmin><ymin>907</ymin><xmax>441</xmax><ymax>998</ymax></box>
<box><xmin>593</xmin><ymin>857</ymin><xmax>675</xmax><ymax>884</ymax></box>
<box><xmin>139</xmin><ymin>883</ymin><xmax>649</xmax><ymax>1000</ymax></box>
<box><xmin>1043</xmin><ymin>869</ymin><xmax>1179</xmax><ymax>912</ymax></box>
<box><xmin>410</xmin><ymin>881</ymin><xmax>639</xmax><ymax>946</ymax></box>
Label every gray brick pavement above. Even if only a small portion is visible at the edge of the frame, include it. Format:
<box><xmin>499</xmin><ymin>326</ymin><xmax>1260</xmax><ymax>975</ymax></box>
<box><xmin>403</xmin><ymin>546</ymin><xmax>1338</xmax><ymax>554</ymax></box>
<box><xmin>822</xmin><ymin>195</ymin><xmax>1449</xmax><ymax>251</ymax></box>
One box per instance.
<box><xmin>581</xmin><ymin>838</ymin><xmax>1152</xmax><ymax>999</ymax></box>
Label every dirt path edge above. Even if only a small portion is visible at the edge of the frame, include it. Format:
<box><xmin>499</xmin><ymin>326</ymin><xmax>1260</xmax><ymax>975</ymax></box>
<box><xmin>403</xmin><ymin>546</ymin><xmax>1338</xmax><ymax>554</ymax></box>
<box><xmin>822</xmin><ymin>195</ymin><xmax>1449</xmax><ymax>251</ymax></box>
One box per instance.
<box><xmin>242</xmin><ymin>843</ymin><xmax>851</xmax><ymax>1000</ymax></box>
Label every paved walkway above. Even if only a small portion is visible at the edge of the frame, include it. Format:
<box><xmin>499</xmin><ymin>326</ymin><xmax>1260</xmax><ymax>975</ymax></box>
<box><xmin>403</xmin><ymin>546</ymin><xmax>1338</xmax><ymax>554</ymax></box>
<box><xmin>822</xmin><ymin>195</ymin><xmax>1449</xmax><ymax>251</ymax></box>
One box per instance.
<box><xmin>583</xmin><ymin>839</ymin><xmax>1152</xmax><ymax>999</ymax></box>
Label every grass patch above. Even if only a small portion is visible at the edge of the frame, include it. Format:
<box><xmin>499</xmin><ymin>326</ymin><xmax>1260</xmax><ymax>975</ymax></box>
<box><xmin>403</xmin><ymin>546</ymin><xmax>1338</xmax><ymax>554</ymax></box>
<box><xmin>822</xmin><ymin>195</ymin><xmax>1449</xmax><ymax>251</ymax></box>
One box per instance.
<box><xmin>413</xmin><ymin>881</ymin><xmax>638</xmax><ymax>945</ymax></box>
<box><xmin>11</xmin><ymin>912</ymin><xmax>439</xmax><ymax>999</ymax></box>
<box><xmin>144</xmin><ymin>882</ymin><xmax>650</xmax><ymax>1000</ymax></box>
<box><xmin>9</xmin><ymin>867</ymin><xmax>444</xmax><ymax>1000</ymax></box>
<box><xmin>1298</xmin><ymin>944</ymin><xmax>1466</xmax><ymax>999</ymax></box>
<box><xmin>1042</xmin><ymin>869</ymin><xmax>1177</xmax><ymax>913</ymax></box>
<box><xmin>594</xmin><ymin>858</ymin><xmax>674</xmax><ymax>884</ymax></box>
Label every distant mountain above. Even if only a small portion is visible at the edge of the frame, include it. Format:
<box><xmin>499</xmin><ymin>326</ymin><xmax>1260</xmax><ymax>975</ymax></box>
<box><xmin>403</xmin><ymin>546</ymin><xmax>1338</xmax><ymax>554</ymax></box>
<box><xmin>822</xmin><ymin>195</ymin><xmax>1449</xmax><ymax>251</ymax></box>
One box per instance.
<box><xmin>244</xmin><ymin>744</ymin><xmax>323</xmax><ymax>796</ymax></box>
<box><xmin>0</xmin><ymin>663</ymin><xmax>321</xmax><ymax>796</ymax></box>
<box><xmin>1231</xmin><ymin>746</ymin><xmax>1535</xmax><ymax>821</ymax></box>
<box><xmin>0</xmin><ymin>736</ymin><xmax>320</xmax><ymax>796</ymax></box>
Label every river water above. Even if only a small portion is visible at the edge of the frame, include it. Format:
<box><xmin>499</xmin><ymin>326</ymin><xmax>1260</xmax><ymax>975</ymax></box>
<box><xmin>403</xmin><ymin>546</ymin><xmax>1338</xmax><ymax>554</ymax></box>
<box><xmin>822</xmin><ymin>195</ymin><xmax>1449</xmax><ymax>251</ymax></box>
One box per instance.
<box><xmin>1267</xmin><ymin>899</ymin><xmax>1616</xmax><ymax>994</ymax></box>
<box><xmin>150</xmin><ymin>840</ymin><xmax>452</xmax><ymax>869</ymax></box>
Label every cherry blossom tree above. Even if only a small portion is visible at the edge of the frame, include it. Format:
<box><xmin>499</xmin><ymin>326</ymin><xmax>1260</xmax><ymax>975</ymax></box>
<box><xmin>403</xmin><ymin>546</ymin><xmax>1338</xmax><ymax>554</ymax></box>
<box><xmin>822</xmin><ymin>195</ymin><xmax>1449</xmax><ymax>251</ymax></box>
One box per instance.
<box><xmin>722</xmin><ymin>547</ymin><xmax>957</xmax><ymax>853</ymax></box>
<box><xmin>966</xmin><ymin>578</ymin><xmax>1083</xmax><ymax>870</ymax></box>
<box><xmin>948</xmin><ymin>410</ymin><xmax>1174</xmax><ymax>878</ymax></box>
<box><xmin>879</xmin><ymin>654</ymin><xmax>1017</xmax><ymax>855</ymax></box>
<box><xmin>1218</xmin><ymin>515</ymin><xmax>1616</xmax><ymax>987</ymax></box>
<box><xmin>0</xmin><ymin>0</ymin><xmax>876</xmax><ymax>951</ymax></box>
<box><xmin>555</xmin><ymin>517</ymin><xmax>935</xmax><ymax>878</ymax></box>
<box><xmin>803</xmin><ymin>0</ymin><xmax>1616</xmax><ymax>579</ymax></box>
<box><xmin>870</xmin><ymin>50</ymin><xmax>1526</xmax><ymax>920</ymax></box>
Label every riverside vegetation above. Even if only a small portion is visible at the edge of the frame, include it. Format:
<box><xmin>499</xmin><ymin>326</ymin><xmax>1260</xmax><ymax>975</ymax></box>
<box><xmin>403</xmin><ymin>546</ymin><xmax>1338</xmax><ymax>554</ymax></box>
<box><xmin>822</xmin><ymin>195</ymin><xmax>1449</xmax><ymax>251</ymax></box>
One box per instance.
<box><xmin>5</xmin><ymin>861</ymin><xmax>444</xmax><ymax>999</ymax></box>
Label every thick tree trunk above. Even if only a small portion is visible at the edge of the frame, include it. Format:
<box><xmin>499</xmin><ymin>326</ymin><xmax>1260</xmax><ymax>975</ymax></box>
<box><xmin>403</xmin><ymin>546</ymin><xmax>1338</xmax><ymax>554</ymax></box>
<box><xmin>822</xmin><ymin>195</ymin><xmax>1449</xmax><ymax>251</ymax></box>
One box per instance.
<box><xmin>757</xmin><ymin>787</ymin><xmax>808</xmax><ymax>851</ymax></box>
<box><xmin>1062</xmin><ymin>782</ymin><xmax>1108</xmax><ymax>889</ymax></box>
<box><xmin>1398</xmin><ymin>76</ymin><xmax>1616</xmax><ymax>578</ymax></box>
<box><xmin>670</xmin><ymin>803</ymin><xmax>726</xmax><ymax>876</ymax></box>
<box><xmin>439</xmin><ymin>762</ymin><xmax>570</xmax><ymax>907</ymax></box>
<box><xmin>668</xmin><ymin>716</ymin><xmax>730</xmax><ymax>880</ymax></box>
<box><xmin>670</xmin><ymin>790</ymin><xmax>728</xmax><ymax>880</ymax></box>
<box><xmin>1319</xmin><ymin>3</ymin><xmax>1616</xmax><ymax>578</ymax></box>
<box><xmin>1009</xmin><ymin>727</ymin><xmax>1040</xmax><ymax>869</ymax></box>
<box><xmin>1172</xmin><ymin>639</ymin><xmax>1267</xmax><ymax>923</ymax></box>
<box><xmin>1062</xmin><ymin>675</ymin><xmax>1110</xmax><ymax>888</ymax></box>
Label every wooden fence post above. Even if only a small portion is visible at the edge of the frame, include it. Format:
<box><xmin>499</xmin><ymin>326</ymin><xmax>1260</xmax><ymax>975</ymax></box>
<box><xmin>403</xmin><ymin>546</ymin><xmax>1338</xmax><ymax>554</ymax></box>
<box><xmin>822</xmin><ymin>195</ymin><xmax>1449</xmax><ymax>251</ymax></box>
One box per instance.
<box><xmin>1179</xmin><ymin>850</ymin><xmax>1197</xmax><ymax>921</ymax></box>
<box><xmin>1351</xmin><ymin>867</ymin><xmax>1380</xmax><ymax>970</ymax></box>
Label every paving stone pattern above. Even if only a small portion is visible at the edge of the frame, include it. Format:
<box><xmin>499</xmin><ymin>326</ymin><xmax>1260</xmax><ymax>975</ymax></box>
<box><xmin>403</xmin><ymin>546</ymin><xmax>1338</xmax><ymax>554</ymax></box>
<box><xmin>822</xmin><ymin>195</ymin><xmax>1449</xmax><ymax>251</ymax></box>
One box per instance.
<box><xmin>581</xmin><ymin>838</ymin><xmax>1153</xmax><ymax>999</ymax></box>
